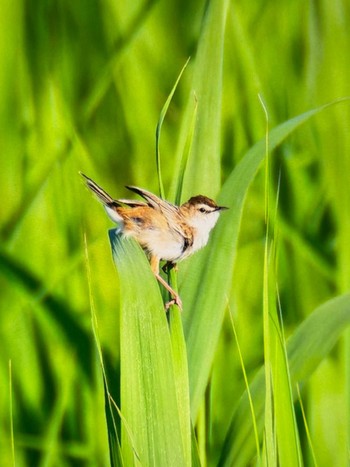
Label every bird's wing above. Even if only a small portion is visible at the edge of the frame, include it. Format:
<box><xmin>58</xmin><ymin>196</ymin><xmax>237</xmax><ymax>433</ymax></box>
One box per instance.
<box><xmin>125</xmin><ymin>186</ymin><xmax>179</xmax><ymax>215</ymax></box>
<box><xmin>117</xmin><ymin>198</ymin><xmax>148</xmax><ymax>208</ymax></box>
<box><xmin>125</xmin><ymin>185</ymin><xmax>190</xmax><ymax>240</ymax></box>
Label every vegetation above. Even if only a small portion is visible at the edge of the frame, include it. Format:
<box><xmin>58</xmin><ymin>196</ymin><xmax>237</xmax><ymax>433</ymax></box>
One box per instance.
<box><xmin>1</xmin><ymin>0</ymin><xmax>350</xmax><ymax>465</ymax></box>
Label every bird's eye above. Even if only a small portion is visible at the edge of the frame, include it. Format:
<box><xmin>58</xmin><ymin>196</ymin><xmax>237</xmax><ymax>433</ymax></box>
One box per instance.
<box><xmin>199</xmin><ymin>207</ymin><xmax>207</xmax><ymax>213</ymax></box>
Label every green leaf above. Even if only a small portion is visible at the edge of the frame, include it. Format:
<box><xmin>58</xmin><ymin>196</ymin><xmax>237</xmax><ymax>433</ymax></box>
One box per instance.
<box><xmin>182</xmin><ymin>103</ymin><xmax>337</xmax><ymax>420</ymax></box>
<box><xmin>156</xmin><ymin>58</ymin><xmax>190</xmax><ymax>199</ymax></box>
<box><xmin>86</xmin><ymin>236</ymin><xmax>124</xmax><ymax>467</ymax></box>
<box><xmin>169</xmin><ymin>307</ymin><xmax>191</xmax><ymax>463</ymax></box>
<box><xmin>219</xmin><ymin>293</ymin><xmax>350</xmax><ymax>466</ymax></box>
<box><xmin>173</xmin><ymin>0</ymin><xmax>230</xmax><ymax>201</ymax></box>
<box><xmin>103</xmin><ymin>379</ymin><xmax>124</xmax><ymax>467</ymax></box>
<box><xmin>109</xmin><ymin>230</ymin><xmax>190</xmax><ymax>466</ymax></box>
<box><xmin>174</xmin><ymin>97</ymin><xmax>198</xmax><ymax>207</ymax></box>
<box><xmin>264</xmin><ymin>247</ymin><xmax>302</xmax><ymax>467</ymax></box>
<box><xmin>262</xmin><ymin>240</ymin><xmax>277</xmax><ymax>466</ymax></box>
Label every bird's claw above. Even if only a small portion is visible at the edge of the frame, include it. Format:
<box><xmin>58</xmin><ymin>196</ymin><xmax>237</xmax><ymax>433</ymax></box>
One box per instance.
<box><xmin>165</xmin><ymin>295</ymin><xmax>183</xmax><ymax>311</ymax></box>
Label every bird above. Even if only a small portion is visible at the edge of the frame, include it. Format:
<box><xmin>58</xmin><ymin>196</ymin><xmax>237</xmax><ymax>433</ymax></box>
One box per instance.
<box><xmin>80</xmin><ymin>172</ymin><xmax>228</xmax><ymax>310</ymax></box>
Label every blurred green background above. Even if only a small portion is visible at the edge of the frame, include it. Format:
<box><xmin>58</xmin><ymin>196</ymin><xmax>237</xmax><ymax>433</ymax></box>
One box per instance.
<box><xmin>1</xmin><ymin>0</ymin><xmax>350</xmax><ymax>465</ymax></box>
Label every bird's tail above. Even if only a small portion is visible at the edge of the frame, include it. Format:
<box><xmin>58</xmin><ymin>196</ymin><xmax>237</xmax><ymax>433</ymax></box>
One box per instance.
<box><xmin>80</xmin><ymin>172</ymin><xmax>125</xmax><ymax>224</ymax></box>
<box><xmin>80</xmin><ymin>172</ymin><xmax>116</xmax><ymax>205</ymax></box>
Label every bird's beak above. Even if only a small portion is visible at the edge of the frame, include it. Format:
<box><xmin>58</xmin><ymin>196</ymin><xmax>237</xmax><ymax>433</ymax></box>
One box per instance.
<box><xmin>217</xmin><ymin>205</ymin><xmax>229</xmax><ymax>211</ymax></box>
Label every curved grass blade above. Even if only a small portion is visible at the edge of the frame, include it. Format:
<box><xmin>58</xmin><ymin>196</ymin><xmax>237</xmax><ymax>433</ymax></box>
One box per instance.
<box><xmin>154</xmin><ymin>59</ymin><xmax>192</xmax><ymax>460</ymax></box>
<box><xmin>155</xmin><ymin>61</ymin><xmax>192</xmax><ymax>461</ymax></box>
<box><xmin>156</xmin><ymin>57</ymin><xmax>190</xmax><ymax>199</ymax></box>
<box><xmin>109</xmin><ymin>230</ymin><xmax>189</xmax><ymax>466</ymax></box>
<box><xmin>219</xmin><ymin>293</ymin><xmax>350</xmax><ymax>466</ymax></box>
<box><xmin>182</xmin><ymin>102</ymin><xmax>347</xmax><ymax>420</ymax></box>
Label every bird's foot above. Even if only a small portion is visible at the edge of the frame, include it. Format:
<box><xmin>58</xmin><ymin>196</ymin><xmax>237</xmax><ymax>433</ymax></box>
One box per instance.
<box><xmin>165</xmin><ymin>294</ymin><xmax>183</xmax><ymax>311</ymax></box>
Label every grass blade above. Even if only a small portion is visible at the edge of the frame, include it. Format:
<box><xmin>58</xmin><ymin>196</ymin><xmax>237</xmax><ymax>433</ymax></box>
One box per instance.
<box><xmin>156</xmin><ymin>58</ymin><xmax>190</xmax><ymax>199</ymax></box>
<box><xmin>173</xmin><ymin>0</ymin><xmax>229</xmax><ymax>201</ymax></box>
<box><xmin>182</xmin><ymin>102</ymin><xmax>345</xmax><ymax>420</ymax></box>
<box><xmin>273</xmin><ymin>287</ymin><xmax>303</xmax><ymax>467</ymax></box>
<box><xmin>228</xmin><ymin>308</ymin><xmax>260</xmax><ymax>464</ymax></box>
<box><xmin>219</xmin><ymin>293</ymin><xmax>350</xmax><ymax>466</ymax></box>
<box><xmin>103</xmin><ymin>380</ymin><xmax>124</xmax><ymax>467</ymax></box>
<box><xmin>9</xmin><ymin>360</ymin><xmax>15</xmax><ymax>467</ymax></box>
<box><xmin>174</xmin><ymin>96</ymin><xmax>198</xmax><ymax>206</ymax></box>
<box><xmin>169</xmin><ymin>306</ymin><xmax>191</xmax><ymax>463</ymax></box>
<box><xmin>109</xmin><ymin>230</ymin><xmax>189</xmax><ymax>466</ymax></box>
<box><xmin>84</xmin><ymin>236</ymin><xmax>123</xmax><ymax>466</ymax></box>
<box><xmin>296</xmin><ymin>384</ymin><xmax>319</xmax><ymax>467</ymax></box>
<box><xmin>155</xmin><ymin>61</ymin><xmax>193</xmax><ymax>458</ymax></box>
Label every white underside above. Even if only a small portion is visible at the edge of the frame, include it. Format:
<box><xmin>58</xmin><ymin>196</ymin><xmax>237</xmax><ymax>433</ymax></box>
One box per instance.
<box><xmin>105</xmin><ymin>204</ymin><xmax>220</xmax><ymax>262</ymax></box>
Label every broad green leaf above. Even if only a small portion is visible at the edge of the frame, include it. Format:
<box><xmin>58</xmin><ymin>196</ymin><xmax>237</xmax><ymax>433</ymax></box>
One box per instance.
<box><xmin>219</xmin><ymin>293</ymin><xmax>350</xmax><ymax>467</ymax></box>
<box><xmin>109</xmin><ymin>231</ymin><xmax>189</xmax><ymax>466</ymax></box>
<box><xmin>182</xmin><ymin>103</ymin><xmax>336</xmax><ymax>420</ymax></box>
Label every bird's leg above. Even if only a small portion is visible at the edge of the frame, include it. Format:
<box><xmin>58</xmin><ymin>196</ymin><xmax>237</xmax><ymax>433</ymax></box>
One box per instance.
<box><xmin>155</xmin><ymin>274</ymin><xmax>183</xmax><ymax>311</ymax></box>
<box><xmin>150</xmin><ymin>256</ymin><xmax>182</xmax><ymax>311</ymax></box>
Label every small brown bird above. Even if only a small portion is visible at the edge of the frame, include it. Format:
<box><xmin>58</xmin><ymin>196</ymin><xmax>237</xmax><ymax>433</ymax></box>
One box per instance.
<box><xmin>81</xmin><ymin>173</ymin><xmax>228</xmax><ymax>309</ymax></box>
